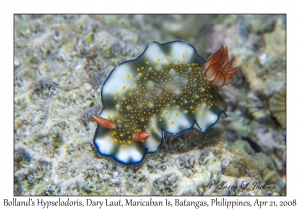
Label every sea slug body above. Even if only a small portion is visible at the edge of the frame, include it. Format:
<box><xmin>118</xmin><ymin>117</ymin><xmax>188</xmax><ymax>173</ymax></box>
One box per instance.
<box><xmin>93</xmin><ymin>41</ymin><xmax>240</xmax><ymax>165</ymax></box>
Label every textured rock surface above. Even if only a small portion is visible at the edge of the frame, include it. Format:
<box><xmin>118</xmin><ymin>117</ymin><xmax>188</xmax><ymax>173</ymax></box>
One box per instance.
<box><xmin>14</xmin><ymin>14</ymin><xmax>286</xmax><ymax>195</ymax></box>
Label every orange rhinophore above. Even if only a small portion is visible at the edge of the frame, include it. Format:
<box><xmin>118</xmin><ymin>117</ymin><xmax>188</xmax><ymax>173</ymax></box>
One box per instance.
<box><xmin>93</xmin><ymin>115</ymin><xmax>116</xmax><ymax>129</ymax></box>
<box><xmin>204</xmin><ymin>45</ymin><xmax>240</xmax><ymax>88</ymax></box>
<box><xmin>133</xmin><ymin>132</ymin><xmax>150</xmax><ymax>141</ymax></box>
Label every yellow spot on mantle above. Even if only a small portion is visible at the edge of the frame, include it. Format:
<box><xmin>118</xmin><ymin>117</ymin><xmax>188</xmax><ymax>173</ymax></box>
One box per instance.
<box><xmin>126</xmin><ymin>74</ymin><xmax>131</xmax><ymax>78</ymax></box>
<box><xmin>122</xmin><ymin>85</ymin><xmax>127</xmax><ymax>90</ymax></box>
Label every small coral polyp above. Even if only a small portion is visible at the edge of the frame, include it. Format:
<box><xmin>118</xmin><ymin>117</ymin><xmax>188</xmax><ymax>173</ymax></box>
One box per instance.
<box><xmin>93</xmin><ymin>41</ymin><xmax>239</xmax><ymax>165</ymax></box>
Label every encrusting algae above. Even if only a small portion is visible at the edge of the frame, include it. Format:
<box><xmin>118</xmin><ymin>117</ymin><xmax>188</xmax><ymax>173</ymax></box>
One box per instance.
<box><xmin>93</xmin><ymin>41</ymin><xmax>240</xmax><ymax>165</ymax></box>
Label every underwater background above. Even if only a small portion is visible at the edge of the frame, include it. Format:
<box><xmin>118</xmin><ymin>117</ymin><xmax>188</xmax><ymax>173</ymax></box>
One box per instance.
<box><xmin>14</xmin><ymin>14</ymin><xmax>286</xmax><ymax>195</ymax></box>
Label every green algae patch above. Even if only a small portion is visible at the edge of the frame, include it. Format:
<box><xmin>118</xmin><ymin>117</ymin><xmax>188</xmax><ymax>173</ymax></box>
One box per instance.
<box><xmin>29</xmin><ymin>56</ymin><xmax>40</xmax><ymax>65</ymax></box>
<box><xmin>53</xmin><ymin>133</ymin><xmax>64</xmax><ymax>146</ymax></box>
<box><xmin>86</xmin><ymin>33</ymin><xmax>94</xmax><ymax>44</ymax></box>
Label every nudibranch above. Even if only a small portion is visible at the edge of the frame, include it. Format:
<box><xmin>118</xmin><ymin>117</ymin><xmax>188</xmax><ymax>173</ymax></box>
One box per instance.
<box><xmin>93</xmin><ymin>41</ymin><xmax>240</xmax><ymax>165</ymax></box>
